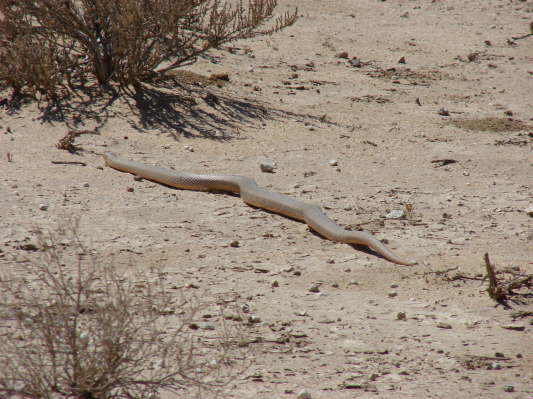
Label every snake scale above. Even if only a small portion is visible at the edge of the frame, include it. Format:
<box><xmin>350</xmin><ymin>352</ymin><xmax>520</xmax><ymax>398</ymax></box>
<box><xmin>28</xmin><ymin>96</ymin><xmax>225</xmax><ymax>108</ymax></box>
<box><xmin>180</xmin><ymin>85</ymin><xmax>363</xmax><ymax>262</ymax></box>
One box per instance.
<box><xmin>103</xmin><ymin>152</ymin><xmax>416</xmax><ymax>266</ymax></box>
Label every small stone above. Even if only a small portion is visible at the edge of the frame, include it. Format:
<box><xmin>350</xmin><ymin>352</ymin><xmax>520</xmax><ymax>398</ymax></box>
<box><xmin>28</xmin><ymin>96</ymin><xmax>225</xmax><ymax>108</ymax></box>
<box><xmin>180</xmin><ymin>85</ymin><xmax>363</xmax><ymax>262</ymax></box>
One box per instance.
<box><xmin>336</xmin><ymin>51</ymin><xmax>349</xmax><ymax>59</ymax></box>
<box><xmin>209</xmin><ymin>72</ymin><xmax>230</xmax><ymax>81</ymax></box>
<box><xmin>126</xmin><ymin>187</ymin><xmax>134</xmax><ymax>192</ymax></box>
<box><xmin>38</xmin><ymin>203</ymin><xmax>49</xmax><ymax>211</ymax></box>
<box><xmin>388</xmin><ymin>291</ymin><xmax>398</xmax><ymax>298</ymax></box>
<box><xmin>503</xmin><ymin>385</ymin><xmax>514</xmax><ymax>393</ymax></box>
<box><xmin>525</xmin><ymin>205</ymin><xmax>533</xmax><ymax>216</ymax></box>
<box><xmin>430</xmin><ymin>223</ymin><xmax>446</xmax><ymax>232</ymax></box>
<box><xmin>437</xmin><ymin>322</ymin><xmax>453</xmax><ymax>329</ymax></box>
<box><xmin>501</xmin><ymin>324</ymin><xmax>525</xmax><ymax>331</ymax></box>
<box><xmin>248</xmin><ymin>315</ymin><xmax>261</xmax><ymax>324</ymax></box>
<box><xmin>438</xmin><ymin>108</ymin><xmax>450</xmax><ymax>116</ymax></box>
<box><xmin>398</xmin><ymin>56</ymin><xmax>406</xmax><ymax>64</ymax></box>
<box><xmin>328</xmin><ymin>159</ymin><xmax>338</xmax><ymax>166</ymax></box>
<box><xmin>260</xmin><ymin>160</ymin><xmax>276</xmax><ymax>173</ymax></box>
<box><xmin>229</xmin><ymin>240</ymin><xmax>240</xmax><ymax>248</ymax></box>
<box><xmin>385</xmin><ymin>209</ymin><xmax>404</xmax><ymax>219</ymax></box>
<box><xmin>184</xmin><ymin>145</ymin><xmax>194</xmax><ymax>152</ymax></box>
<box><xmin>82</xmin><ymin>182</ymin><xmax>90</xmax><ymax>188</ymax></box>
<box><xmin>349</xmin><ymin>58</ymin><xmax>362</xmax><ymax>68</ymax></box>
<box><xmin>297</xmin><ymin>389</ymin><xmax>312</xmax><ymax>399</ymax></box>
<box><xmin>397</xmin><ymin>312</ymin><xmax>407</xmax><ymax>320</ymax></box>
<box><xmin>309</xmin><ymin>283</ymin><xmax>320</xmax><ymax>293</ymax></box>
<box><xmin>271</xmin><ymin>280</ymin><xmax>279</xmax><ymax>288</ymax></box>
<box><xmin>448</xmin><ymin>237</ymin><xmax>466</xmax><ymax>245</ymax></box>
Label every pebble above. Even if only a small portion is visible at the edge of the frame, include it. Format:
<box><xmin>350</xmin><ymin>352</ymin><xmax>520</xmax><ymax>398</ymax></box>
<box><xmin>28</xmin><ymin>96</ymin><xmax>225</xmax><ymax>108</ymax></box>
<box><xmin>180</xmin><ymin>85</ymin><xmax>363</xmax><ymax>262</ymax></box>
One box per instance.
<box><xmin>184</xmin><ymin>145</ymin><xmax>194</xmax><ymax>152</ymax></box>
<box><xmin>349</xmin><ymin>58</ymin><xmax>362</xmax><ymax>68</ymax></box>
<box><xmin>501</xmin><ymin>324</ymin><xmax>525</xmax><ymax>331</ymax></box>
<box><xmin>438</xmin><ymin>108</ymin><xmax>450</xmax><ymax>116</ymax></box>
<box><xmin>385</xmin><ymin>209</ymin><xmax>404</xmax><ymax>219</ymax></box>
<box><xmin>260</xmin><ymin>160</ymin><xmax>276</xmax><ymax>173</ymax></box>
<box><xmin>271</xmin><ymin>280</ymin><xmax>279</xmax><ymax>288</ymax></box>
<box><xmin>388</xmin><ymin>291</ymin><xmax>398</xmax><ymax>298</ymax></box>
<box><xmin>328</xmin><ymin>159</ymin><xmax>338</xmax><ymax>166</ymax></box>
<box><xmin>336</xmin><ymin>51</ymin><xmax>349</xmax><ymax>59</ymax></box>
<box><xmin>397</xmin><ymin>312</ymin><xmax>407</xmax><ymax>320</ymax></box>
<box><xmin>437</xmin><ymin>322</ymin><xmax>453</xmax><ymax>329</ymax></box>
<box><xmin>297</xmin><ymin>390</ymin><xmax>312</xmax><ymax>399</ymax></box>
<box><xmin>448</xmin><ymin>237</ymin><xmax>466</xmax><ymax>245</ymax></box>
<box><xmin>229</xmin><ymin>240</ymin><xmax>240</xmax><ymax>248</ymax></box>
<box><xmin>82</xmin><ymin>182</ymin><xmax>90</xmax><ymax>188</ymax></box>
<box><xmin>38</xmin><ymin>203</ymin><xmax>49</xmax><ymax>211</ymax></box>
<box><xmin>525</xmin><ymin>205</ymin><xmax>533</xmax><ymax>216</ymax></box>
<box><xmin>430</xmin><ymin>223</ymin><xmax>446</xmax><ymax>232</ymax></box>
<box><xmin>503</xmin><ymin>385</ymin><xmax>514</xmax><ymax>393</ymax></box>
<box><xmin>309</xmin><ymin>283</ymin><xmax>320</xmax><ymax>293</ymax></box>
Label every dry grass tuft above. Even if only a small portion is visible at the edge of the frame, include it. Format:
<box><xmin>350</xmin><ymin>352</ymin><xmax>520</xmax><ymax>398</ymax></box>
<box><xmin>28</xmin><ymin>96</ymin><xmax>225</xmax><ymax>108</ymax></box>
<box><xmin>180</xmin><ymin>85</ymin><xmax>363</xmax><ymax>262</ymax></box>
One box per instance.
<box><xmin>0</xmin><ymin>217</ymin><xmax>250</xmax><ymax>399</ymax></box>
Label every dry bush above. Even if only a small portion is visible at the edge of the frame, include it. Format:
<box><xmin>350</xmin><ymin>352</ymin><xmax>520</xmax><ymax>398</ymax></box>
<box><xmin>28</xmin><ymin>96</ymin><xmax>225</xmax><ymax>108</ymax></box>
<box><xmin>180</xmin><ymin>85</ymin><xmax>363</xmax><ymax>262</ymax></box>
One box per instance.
<box><xmin>0</xmin><ymin>218</ymin><xmax>250</xmax><ymax>399</ymax></box>
<box><xmin>0</xmin><ymin>0</ymin><xmax>297</xmax><ymax>100</ymax></box>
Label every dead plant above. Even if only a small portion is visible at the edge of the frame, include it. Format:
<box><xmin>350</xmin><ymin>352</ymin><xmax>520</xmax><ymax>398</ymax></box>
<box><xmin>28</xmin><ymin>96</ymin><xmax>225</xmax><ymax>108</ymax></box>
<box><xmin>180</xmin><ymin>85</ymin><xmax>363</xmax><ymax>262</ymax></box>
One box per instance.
<box><xmin>0</xmin><ymin>0</ymin><xmax>297</xmax><ymax>100</ymax></box>
<box><xmin>0</xmin><ymin>217</ymin><xmax>250</xmax><ymax>399</ymax></box>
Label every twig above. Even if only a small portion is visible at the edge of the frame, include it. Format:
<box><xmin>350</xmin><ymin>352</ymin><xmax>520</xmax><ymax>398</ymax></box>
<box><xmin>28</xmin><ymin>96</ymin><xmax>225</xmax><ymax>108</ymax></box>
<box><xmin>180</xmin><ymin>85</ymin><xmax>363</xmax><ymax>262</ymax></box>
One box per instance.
<box><xmin>484</xmin><ymin>253</ymin><xmax>505</xmax><ymax>301</ymax></box>
<box><xmin>51</xmin><ymin>161</ymin><xmax>87</xmax><ymax>166</ymax></box>
<box><xmin>56</xmin><ymin>129</ymin><xmax>99</xmax><ymax>153</ymax></box>
<box><xmin>423</xmin><ymin>266</ymin><xmax>459</xmax><ymax>276</ymax></box>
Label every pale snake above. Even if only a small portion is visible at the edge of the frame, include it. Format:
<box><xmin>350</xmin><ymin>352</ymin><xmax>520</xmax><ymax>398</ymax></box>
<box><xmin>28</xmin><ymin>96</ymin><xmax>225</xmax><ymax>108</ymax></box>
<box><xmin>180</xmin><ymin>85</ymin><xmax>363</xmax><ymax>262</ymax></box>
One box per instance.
<box><xmin>103</xmin><ymin>152</ymin><xmax>416</xmax><ymax>265</ymax></box>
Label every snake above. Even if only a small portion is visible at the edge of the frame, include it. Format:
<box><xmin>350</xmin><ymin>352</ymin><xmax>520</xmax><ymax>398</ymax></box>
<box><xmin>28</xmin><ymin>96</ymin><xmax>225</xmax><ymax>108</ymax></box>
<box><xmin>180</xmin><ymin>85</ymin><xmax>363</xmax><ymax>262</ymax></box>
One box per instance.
<box><xmin>103</xmin><ymin>152</ymin><xmax>416</xmax><ymax>266</ymax></box>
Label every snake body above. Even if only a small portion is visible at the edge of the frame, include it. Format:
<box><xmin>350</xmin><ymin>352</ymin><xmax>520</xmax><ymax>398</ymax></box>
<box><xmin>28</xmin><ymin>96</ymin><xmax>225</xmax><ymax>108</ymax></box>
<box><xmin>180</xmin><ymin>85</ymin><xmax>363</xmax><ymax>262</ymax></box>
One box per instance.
<box><xmin>103</xmin><ymin>152</ymin><xmax>415</xmax><ymax>266</ymax></box>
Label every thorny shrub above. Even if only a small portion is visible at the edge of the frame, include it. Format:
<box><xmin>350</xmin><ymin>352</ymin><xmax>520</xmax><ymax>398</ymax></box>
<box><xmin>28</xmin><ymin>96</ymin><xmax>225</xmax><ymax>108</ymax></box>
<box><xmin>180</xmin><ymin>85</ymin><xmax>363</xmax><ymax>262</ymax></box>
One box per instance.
<box><xmin>0</xmin><ymin>0</ymin><xmax>297</xmax><ymax>100</ymax></box>
<box><xmin>0</xmin><ymin>218</ymin><xmax>250</xmax><ymax>399</ymax></box>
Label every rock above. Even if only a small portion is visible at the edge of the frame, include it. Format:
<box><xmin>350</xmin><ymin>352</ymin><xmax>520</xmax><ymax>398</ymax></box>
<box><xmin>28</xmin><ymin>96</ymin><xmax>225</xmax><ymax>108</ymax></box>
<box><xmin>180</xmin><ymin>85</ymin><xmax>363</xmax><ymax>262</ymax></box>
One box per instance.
<box><xmin>525</xmin><ymin>205</ymin><xmax>533</xmax><ymax>216</ymax></box>
<box><xmin>385</xmin><ymin>209</ymin><xmax>404</xmax><ymax>219</ymax></box>
<box><xmin>398</xmin><ymin>56</ymin><xmax>406</xmax><ymax>64</ymax></box>
<box><xmin>438</xmin><ymin>108</ymin><xmax>450</xmax><ymax>116</ymax></box>
<box><xmin>309</xmin><ymin>283</ymin><xmax>320</xmax><ymax>293</ymax></box>
<box><xmin>209</xmin><ymin>72</ymin><xmax>229</xmax><ymax>81</ymax></box>
<box><xmin>82</xmin><ymin>182</ymin><xmax>90</xmax><ymax>187</ymax></box>
<box><xmin>430</xmin><ymin>223</ymin><xmax>446</xmax><ymax>232</ymax></box>
<box><xmin>397</xmin><ymin>312</ymin><xmax>407</xmax><ymax>320</ymax></box>
<box><xmin>448</xmin><ymin>237</ymin><xmax>466</xmax><ymax>245</ymax></box>
<box><xmin>388</xmin><ymin>291</ymin><xmax>398</xmax><ymax>298</ymax></box>
<box><xmin>328</xmin><ymin>159</ymin><xmax>338</xmax><ymax>166</ymax></box>
<box><xmin>336</xmin><ymin>51</ymin><xmax>349</xmax><ymax>59</ymax></box>
<box><xmin>184</xmin><ymin>145</ymin><xmax>194</xmax><ymax>152</ymax></box>
<box><xmin>260</xmin><ymin>160</ymin><xmax>276</xmax><ymax>173</ymax></box>
<box><xmin>38</xmin><ymin>203</ymin><xmax>49</xmax><ymax>211</ymax></box>
<box><xmin>349</xmin><ymin>58</ymin><xmax>362</xmax><ymax>68</ymax></box>
<box><xmin>501</xmin><ymin>324</ymin><xmax>525</xmax><ymax>331</ymax></box>
<box><xmin>437</xmin><ymin>322</ymin><xmax>453</xmax><ymax>329</ymax></box>
<box><xmin>229</xmin><ymin>240</ymin><xmax>240</xmax><ymax>248</ymax></box>
<box><xmin>503</xmin><ymin>385</ymin><xmax>514</xmax><ymax>393</ymax></box>
<box><xmin>297</xmin><ymin>389</ymin><xmax>312</xmax><ymax>399</ymax></box>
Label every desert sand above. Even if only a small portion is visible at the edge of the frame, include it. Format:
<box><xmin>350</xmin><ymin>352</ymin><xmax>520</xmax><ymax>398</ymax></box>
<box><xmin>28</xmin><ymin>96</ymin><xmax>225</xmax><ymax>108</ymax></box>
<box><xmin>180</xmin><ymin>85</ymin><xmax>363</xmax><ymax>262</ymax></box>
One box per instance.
<box><xmin>1</xmin><ymin>0</ymin><xmax>532</xmax><ymax>398</ymax></box>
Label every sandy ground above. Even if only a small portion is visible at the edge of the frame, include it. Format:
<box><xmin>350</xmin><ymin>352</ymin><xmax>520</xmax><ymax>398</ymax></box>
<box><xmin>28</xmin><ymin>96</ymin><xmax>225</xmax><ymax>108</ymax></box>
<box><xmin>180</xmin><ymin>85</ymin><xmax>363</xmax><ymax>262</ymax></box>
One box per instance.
<box><xmin>1</xmin><ymin>0</ymin><xmax>532</xmax><ymax>398</ymax></box>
